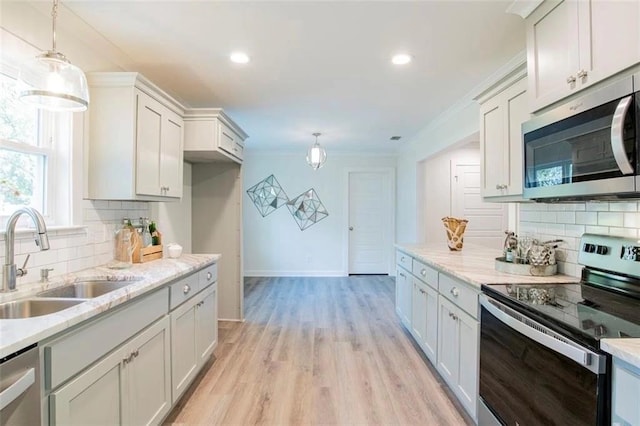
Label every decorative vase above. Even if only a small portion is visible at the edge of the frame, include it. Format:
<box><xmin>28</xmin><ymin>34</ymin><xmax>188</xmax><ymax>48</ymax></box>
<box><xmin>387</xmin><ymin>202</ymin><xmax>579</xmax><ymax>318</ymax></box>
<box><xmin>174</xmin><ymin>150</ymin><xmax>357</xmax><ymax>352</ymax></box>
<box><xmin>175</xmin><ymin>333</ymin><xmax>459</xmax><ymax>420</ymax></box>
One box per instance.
<box><xmin>442</xmin><ymin>216</ymin><xmax>469</xmax><ymax>251</ymax></box>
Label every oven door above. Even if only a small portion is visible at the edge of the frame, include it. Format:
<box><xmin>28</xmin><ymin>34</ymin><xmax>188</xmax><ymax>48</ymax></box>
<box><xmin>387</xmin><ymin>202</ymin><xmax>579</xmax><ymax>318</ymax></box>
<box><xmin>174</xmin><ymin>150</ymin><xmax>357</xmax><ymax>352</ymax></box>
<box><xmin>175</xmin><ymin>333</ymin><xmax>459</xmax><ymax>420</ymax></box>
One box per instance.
<box><xmin>522</xmin><ymin>75</ymin><xmax>636</xmax><ymax>201</ymax></box>
<box><xmin>479</xmin><ymin>295</ymin><xmax>608</xmax><ymax>426</ymax></box>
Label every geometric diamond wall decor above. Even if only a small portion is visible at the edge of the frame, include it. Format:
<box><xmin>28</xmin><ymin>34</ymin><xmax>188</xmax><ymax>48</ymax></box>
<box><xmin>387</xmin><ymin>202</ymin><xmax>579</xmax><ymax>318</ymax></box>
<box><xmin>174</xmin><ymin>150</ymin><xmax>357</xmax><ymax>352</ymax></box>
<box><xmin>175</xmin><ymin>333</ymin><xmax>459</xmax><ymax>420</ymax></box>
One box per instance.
<box><xmin>286</xmin><ymin>188</ymin><xmax>329</xmax><ymax>231</ymax></box>
<box><xmin>246</xmin><ymin>174</ymin><xmax>289</xmax><ymax>217</ymax></box>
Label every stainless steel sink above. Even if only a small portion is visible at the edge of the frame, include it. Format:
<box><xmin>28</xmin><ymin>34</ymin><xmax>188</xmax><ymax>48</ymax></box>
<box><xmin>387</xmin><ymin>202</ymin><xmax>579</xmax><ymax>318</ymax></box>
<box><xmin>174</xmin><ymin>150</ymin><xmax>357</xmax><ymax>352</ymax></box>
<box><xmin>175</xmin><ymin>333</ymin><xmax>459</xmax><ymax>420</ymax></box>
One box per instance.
<box><xmin>37</xmin><ymin>280</ymin><xmax>135</xmax><ymax>299</ymax></box>
<box><xmin>0</xmin><ymin>298</ymin><xmax>85</xmax><ymax>320</ymax></box>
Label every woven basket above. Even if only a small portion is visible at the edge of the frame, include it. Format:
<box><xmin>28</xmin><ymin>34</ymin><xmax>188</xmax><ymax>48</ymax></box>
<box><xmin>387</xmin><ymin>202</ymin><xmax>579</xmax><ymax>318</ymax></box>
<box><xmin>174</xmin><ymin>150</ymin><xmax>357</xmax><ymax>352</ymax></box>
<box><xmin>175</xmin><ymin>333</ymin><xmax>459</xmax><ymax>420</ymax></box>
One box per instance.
<box><xmin>442</xmin><ymin>216</ymin><xmax>468</xmax><ymax>251</ymax></box>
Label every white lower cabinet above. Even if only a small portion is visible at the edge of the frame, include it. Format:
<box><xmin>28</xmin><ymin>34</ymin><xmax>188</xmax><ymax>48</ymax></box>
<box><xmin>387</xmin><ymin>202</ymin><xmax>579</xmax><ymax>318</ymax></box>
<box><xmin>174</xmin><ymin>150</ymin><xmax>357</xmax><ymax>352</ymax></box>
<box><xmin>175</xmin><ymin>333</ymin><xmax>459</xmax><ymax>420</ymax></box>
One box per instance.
<box><xmin>395</xmin><ymin>266</ymin><xmax>412</xmax><ymax>328</ymax></box>
<box><xmin>49</xmin><ymin>316</ymin><xmax>171</xmax><ymax>425</ymax></box>
<box><xmin>437</xmin><ymin>295</ymin><xmax>478</xmax><ymax>419</ymax></box>
<box><xmin>612</xmin><ymin>358</ymin><xmax>640</xmax><ymax>425</ymax></box>
<box><xmin>171</xmin><ymin>283</ymin><xmax>218</xmax><ymax>403</ymax></box>
<box><xmin>411</xmin><ymin>278</ymin><xmax>438</xmax><ymax>363</ymax></box>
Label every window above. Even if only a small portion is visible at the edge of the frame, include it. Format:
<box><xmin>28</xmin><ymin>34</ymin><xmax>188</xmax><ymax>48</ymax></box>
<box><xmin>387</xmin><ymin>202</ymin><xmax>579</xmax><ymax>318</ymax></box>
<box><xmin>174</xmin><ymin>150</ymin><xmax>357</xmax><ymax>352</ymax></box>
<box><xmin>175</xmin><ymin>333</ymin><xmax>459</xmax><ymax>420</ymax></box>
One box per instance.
<box><xmin>0</xmin><ymin>65</ymin><xmax>72</xmax><ymax>228</ymax></box>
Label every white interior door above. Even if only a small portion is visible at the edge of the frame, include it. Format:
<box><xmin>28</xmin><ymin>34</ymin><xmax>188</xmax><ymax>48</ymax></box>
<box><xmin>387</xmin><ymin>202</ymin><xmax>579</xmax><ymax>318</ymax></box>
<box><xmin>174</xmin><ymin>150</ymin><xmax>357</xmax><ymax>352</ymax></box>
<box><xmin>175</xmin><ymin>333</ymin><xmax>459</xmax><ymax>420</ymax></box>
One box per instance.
<box><xmin>348</xmin><ymin>171</ymin><xmax>392</xmax><ymax>274</ymax></box>
<box><xmin>452</xmin><ymin>163</ymin><xmax>507</xmax><ymax>250</ymax></box>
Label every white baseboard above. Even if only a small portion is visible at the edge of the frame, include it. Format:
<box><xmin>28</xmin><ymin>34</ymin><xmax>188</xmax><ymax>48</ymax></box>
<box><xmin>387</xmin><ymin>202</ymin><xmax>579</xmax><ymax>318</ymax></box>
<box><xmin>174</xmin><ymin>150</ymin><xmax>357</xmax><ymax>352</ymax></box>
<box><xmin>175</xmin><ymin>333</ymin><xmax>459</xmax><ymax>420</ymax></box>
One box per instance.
<box><xmin>244</xmin><ymin>270</ymin><xmax>346</xmax><ymax>277</ymax></box>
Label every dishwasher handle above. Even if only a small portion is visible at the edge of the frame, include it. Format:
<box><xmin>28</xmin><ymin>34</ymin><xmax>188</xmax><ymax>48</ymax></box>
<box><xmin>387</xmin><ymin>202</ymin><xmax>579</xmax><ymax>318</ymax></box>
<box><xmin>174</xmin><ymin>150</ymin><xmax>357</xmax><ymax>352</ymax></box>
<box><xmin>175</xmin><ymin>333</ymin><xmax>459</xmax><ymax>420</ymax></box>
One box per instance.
<box><xmin>0</xmin><ymin>368</ymin><xmax>35</xmax><ymax>411</ymax></box>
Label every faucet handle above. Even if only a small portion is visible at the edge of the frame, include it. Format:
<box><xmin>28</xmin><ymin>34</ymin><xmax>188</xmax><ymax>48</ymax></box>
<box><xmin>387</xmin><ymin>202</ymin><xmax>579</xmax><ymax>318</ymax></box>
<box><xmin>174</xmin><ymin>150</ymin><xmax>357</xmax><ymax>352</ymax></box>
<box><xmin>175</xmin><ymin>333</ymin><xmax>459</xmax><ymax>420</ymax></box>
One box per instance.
<box><xmin>16</xmin><ymin>254</ymin><xmax>31</xmax><ymax>277</ymax></box>
<box><xmin>40</xmin><ymin>268</ymin><xmax>54</xmax><ymax>282</ymax></box>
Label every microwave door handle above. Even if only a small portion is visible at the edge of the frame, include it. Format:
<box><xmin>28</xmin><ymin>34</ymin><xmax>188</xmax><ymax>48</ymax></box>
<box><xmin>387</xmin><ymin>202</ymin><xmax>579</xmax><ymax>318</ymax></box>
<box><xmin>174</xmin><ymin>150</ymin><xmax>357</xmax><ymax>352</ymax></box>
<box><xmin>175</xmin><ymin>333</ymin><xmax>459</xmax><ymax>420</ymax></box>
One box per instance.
<box><xmin>610</xmin><ymin>95</ymin><xmax>634</xmax><ymax>175</ymax></box>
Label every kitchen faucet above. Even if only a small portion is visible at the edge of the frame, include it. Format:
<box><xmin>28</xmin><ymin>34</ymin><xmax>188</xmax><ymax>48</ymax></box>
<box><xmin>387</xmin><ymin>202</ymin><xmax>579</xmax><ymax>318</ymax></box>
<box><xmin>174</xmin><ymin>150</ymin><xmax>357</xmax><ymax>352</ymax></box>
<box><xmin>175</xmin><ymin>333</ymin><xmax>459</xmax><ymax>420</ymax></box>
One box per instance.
<box><xmin>2</xmin><ymin>207</ymin><xmax>50</xmax><ymax>292</ymax></box>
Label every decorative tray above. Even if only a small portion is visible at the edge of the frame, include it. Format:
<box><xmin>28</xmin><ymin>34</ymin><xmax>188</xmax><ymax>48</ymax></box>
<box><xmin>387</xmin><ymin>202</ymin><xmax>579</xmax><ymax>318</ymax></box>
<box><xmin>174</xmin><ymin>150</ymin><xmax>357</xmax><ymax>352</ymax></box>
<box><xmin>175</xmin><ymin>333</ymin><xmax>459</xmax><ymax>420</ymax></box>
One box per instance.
<box><xmin>495</xmin><ymin>257</ymin><xmax>557</xmax><ymax>277</ymax></box>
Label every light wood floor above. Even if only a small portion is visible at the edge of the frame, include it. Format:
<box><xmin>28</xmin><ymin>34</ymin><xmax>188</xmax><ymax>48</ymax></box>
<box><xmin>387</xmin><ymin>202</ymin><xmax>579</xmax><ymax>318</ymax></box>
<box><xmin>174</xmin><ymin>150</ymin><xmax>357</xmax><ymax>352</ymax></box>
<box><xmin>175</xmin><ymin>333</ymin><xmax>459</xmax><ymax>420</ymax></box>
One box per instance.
<box><xmin>165</xmin><ymin>276</ymin><xmax>471</xmax><ymax>425</ymax></box>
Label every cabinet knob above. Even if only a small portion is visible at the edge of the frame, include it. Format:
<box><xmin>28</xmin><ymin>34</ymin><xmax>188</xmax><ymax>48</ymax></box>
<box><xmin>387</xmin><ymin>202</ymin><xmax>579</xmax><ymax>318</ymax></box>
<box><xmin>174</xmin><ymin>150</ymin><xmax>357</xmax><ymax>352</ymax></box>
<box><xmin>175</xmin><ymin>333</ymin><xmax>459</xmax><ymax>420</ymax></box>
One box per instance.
<box><xmin>450</xmin><ymin>287</ymin><xmax>460</xmax><ymax>297</ymax></box>
<box><xmin>399</xmin><ymin>272</ymin><xmax>405</xmax><ymax>278</ymax></box>
<box><xmin>401</xmin><ymin>256</ymin><xmax>405</xmax><ymax>262</ymax></box>
<box><xmin>183</xmin><ymin>284</ymin><xmax>191</xmax><ymax>294</ymax></box>
<box><xmin>420</xmin><ymin>269</ymin><xmax>426</xmax><ymax>277</ymax></box>
<box><xmin>577</xmin><ymin>69</ymin><xmax>588</xmax><ymax>79</ymax></box>
<box><xmin>207</xmin><ymin>272</ymin><xmax>212</xmax><ymax>280</ymax></box>
<box><xmin>567</xmin><ymin>75</ymin><xmax>576</xmax><ymax>84</ymax></box>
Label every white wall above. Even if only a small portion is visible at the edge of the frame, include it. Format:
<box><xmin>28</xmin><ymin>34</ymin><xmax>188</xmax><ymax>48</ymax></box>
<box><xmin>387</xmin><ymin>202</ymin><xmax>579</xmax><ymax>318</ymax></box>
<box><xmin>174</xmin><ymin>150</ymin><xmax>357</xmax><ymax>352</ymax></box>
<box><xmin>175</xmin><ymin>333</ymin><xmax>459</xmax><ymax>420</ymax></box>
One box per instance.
<box><xmin>243</xmin><ymin>152</ymin><xmax>396</xmax><ymax>276</ymax></box>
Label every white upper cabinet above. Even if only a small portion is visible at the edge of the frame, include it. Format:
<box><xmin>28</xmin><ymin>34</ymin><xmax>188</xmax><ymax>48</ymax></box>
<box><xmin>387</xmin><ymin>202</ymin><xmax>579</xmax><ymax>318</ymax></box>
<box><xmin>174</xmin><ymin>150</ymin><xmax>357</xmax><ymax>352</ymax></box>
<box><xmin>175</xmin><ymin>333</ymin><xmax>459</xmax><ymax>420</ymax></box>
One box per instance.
<box><xmin>183</xmin><ymin>108</ymin><xmax>248</xmax><ymax>164</ymax></box>
<box><xmin>476</xmin><ymin>65</ymin><xmax>530</xmax><ymax>200</ymax></box>
<box><xmin>526</xmin><ymin>0</ymin><xmax>640</xmax><ymax>112</ymax></box>
<box><xmin>86</xmin><ymin>72</ymin><xmax>184</xmax><ymax>201</ymax></box>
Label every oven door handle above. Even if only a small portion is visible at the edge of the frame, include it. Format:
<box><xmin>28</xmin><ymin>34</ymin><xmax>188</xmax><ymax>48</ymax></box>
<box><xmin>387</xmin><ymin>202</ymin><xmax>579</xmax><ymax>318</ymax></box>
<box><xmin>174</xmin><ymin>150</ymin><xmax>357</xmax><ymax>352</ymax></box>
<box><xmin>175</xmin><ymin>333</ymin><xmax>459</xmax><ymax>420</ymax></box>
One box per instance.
<box><xmin>0</xmin><ymin>368</ymin><xmax>35</xmax><ymax>411</ymax></box>
<box><xmin>480</xmin><ymin>295</ymin><xmax>604</xmax><ymax>373</ymax></box>
<box><xmin>610</xmin><ymin>95</ymin><xmax>634</xmax><ymax>175</ymax></box>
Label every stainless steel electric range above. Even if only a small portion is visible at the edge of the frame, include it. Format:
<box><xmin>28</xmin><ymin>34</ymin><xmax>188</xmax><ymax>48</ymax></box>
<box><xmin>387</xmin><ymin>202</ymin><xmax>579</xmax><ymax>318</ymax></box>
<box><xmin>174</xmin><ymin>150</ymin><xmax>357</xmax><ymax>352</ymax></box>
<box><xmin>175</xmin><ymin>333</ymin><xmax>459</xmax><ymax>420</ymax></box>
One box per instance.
<box><xmin>479</xmin><ymin>234</ymin><xmax>640</xmax><ymax>426</ymax></box>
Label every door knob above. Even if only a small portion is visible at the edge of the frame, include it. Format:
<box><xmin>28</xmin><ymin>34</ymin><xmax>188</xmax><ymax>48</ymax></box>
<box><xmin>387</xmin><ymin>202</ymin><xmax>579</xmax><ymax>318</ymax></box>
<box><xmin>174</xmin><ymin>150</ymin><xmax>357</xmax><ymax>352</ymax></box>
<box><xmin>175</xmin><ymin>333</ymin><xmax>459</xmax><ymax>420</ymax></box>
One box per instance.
<box><xmin>349</xmin><ymin>226</ymin><xmax>354</xmax><ymax>231</ymax></box>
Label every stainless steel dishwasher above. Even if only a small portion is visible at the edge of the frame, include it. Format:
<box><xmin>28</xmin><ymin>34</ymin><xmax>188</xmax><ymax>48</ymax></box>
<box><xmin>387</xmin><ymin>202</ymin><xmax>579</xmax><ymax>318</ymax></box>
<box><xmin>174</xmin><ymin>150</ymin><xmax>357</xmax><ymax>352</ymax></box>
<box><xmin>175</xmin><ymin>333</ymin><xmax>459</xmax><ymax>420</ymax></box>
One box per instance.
<box><xmin>0</xmin><ymin>345</ymin><xmax>41</xmax><ymax>425</ymax></box>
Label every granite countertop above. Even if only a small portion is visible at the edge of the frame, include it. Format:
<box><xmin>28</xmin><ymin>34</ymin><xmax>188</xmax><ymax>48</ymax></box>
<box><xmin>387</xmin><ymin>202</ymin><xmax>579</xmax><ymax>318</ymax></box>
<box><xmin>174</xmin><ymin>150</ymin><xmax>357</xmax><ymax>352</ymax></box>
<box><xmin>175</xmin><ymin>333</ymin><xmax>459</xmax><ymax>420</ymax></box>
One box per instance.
<box><xmin>601</xmin><ymin>339</ymin><xmax>640</xmax><ymax>369</ymax></box>
<box><xmin>396</xmin><ymin>243</ymin><xmax>580</xmax><ymax>289</ymax></box>
<box><xmin>0</xmin><ymin>254</ymin><xmax>220</xmax><ymax>359</ymax></box>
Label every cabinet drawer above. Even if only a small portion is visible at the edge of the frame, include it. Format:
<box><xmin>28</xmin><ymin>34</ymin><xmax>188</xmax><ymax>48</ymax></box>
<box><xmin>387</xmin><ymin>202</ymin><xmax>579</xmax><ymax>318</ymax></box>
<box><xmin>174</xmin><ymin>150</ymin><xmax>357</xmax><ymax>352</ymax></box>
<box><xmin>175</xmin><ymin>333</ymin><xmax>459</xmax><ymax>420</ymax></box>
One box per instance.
<box><xmin>412</xmin><ymin>259</ymin><xmax>438</xmax><ymax>290</ymax></box>
<box><xmin>169</xmin><ymin>273</ymin><xmax>200</xmax><ymax>310</ymax></box>
<box><xmin>438</xmin><ymin>273</ymin><xmax>478</xmax><ymax>319</ymax></box>
<box><xmin>396</xmin><ymin>251</ymin><xmax>412</xmax><ymax>271</ymax></box>
<box><xmin>44</xmin><ymin>288</ymin><xmax>168</xmax><ymax>390</ymax></box>
<box><xmin>199</xmin><ymin>263</ymin><xmax>218</xmax><ymax>290</ymax></box>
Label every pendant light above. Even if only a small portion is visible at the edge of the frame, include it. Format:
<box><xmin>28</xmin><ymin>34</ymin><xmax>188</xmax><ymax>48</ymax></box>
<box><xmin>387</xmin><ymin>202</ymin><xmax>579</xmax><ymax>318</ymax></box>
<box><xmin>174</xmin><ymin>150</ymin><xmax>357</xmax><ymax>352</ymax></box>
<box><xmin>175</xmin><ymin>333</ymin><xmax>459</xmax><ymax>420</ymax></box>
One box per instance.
<box><xmin>306</xmin><ymin>132</ymin><xmax>327</xmax><ymax>170</ymax></box>
<box><xmin>18</xmin><ymin>0</ymin><xmax>89</xmax><ymax>111</ymax></box>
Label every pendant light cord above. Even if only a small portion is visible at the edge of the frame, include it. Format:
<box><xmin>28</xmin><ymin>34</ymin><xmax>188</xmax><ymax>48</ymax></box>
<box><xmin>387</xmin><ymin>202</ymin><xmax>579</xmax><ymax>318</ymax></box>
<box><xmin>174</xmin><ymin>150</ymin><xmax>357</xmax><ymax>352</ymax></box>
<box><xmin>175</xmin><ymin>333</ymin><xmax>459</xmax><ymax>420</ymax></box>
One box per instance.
<box><xmin>51</xmin><ymin>0</ymin><xmax>58</xmax><ymax>52</ymax></box>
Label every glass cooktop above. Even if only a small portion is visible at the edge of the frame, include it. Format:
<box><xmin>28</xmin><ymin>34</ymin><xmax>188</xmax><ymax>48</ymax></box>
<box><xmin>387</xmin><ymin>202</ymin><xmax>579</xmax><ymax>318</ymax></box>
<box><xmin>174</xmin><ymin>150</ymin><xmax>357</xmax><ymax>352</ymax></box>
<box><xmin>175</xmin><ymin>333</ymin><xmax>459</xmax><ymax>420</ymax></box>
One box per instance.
<box><xmin>482</xmin><ymin>280</ymin><xmax>640</xmax><ymax>349</ymax></box>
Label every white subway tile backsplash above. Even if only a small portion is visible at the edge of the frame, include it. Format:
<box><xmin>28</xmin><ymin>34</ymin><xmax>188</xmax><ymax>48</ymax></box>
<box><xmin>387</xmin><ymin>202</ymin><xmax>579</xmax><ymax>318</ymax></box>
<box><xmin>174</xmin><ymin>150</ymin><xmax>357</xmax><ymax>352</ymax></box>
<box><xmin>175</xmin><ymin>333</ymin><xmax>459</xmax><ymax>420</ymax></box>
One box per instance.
<box><xmin>586</xmin><ymin>202</ymin><xmax>609</xmax><ymax>212</ymax></box>
<box><xmin>575</xmin><ymin>211</ymin><xmax>598</xmax><ymax>225</ymax></box>
<box><xmin>556</xmin><ymin>211</ymin><xmax>576</xmax><ymax>224</ymax></box>
<box><xmin>108</xmin><ymin>201</ymin><xmax>122</xmax><ymax>210</ymax></box>
<box><xmin>623</xmin><ymin>212</ymin><xmax>640</xmax><ymax>228</ymax></box>
<box><xmin>585</xmin><ymin>225</ymin><xmax>610</xmax><ymax>234</ymax></box>
<box><xmin>520</xmin><ymin>210</ymin><xmax>541</xmax><ymax>222</ymax></box>
<box><xmin>609</xmin><ymin>201</ymin><xmax>638</xmax><ymax>212</ymax></box>
<box><xmin>540</xmin><ymin>211</ymin><xmax>557</xmax><ymax>223</ymax></box>
<box><xmin>598</xmin><ymin>212</ymin><xmax>624</xmax><ymax>227</ymax></box>
<box><xmin>564</xmin><ymin>224</ymin><xmax>586</xmax><ymax>237</ymax></box>
<box><xmin>608</xmin><ymin>227</ymin><xmax>638</xmax><ymax>238</ymax></box>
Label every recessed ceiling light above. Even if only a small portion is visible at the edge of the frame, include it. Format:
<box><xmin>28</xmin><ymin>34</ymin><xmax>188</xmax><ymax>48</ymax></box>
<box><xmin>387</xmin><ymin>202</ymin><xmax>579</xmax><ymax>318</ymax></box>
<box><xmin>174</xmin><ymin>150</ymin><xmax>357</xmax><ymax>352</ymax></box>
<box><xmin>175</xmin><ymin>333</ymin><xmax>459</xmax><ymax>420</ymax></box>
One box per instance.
<box><xmin>230</xmin><ymin>52</ymin><xmax>250</xmax><ymax>64</ymax></box>
<box><xmin>391</xmin><ymin>54</ymin><xmax>412</xmax><ymax>65</ymax></box>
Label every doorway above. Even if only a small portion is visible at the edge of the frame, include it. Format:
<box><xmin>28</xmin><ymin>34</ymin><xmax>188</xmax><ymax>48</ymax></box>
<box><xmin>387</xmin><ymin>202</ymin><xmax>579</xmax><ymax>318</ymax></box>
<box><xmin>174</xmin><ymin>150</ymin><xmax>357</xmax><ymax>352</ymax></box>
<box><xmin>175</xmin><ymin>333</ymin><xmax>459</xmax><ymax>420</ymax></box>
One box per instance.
<box><xmin>346</xmin><ymin>169</ymin><xmax>394</xmax><ymax>275</ymax></box>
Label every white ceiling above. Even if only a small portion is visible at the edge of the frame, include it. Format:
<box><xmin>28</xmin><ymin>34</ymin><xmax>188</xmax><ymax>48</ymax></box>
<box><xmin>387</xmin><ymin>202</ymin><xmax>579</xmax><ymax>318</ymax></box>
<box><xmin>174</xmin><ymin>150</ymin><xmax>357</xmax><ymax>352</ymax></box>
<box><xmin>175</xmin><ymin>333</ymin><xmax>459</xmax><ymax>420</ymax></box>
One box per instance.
<box><xmin>63</xmin><ymin>0</ymin><xmax>525</xmax><ymax>153</ymax></box>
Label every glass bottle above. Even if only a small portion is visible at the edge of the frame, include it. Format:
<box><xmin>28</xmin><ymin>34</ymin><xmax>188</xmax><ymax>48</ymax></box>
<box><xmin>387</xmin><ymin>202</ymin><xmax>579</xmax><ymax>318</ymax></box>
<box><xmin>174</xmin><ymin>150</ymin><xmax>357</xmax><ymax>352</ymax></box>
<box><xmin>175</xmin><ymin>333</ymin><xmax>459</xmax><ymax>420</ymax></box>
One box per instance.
<box><xmin>141</xmin><ymin>217</ymin><xmax>152</xmax><ymax>247</ymax></box>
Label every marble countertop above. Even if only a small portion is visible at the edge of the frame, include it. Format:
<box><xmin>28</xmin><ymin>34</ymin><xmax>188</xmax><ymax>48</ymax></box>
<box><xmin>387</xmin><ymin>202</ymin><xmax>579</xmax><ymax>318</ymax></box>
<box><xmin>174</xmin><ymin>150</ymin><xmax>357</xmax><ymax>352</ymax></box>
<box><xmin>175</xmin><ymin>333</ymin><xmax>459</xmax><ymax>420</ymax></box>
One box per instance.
<box><xmin>601</xmin><ymin>339</ymin><xmax>640</xmax><ymax>369</ymax></box>
<box><xmin>0</xmin><ymin>254</ymin><xmax>220</xmax><ymax>359</ymax></box>
<box><xmin>396</xmin><ymin>243</ymin><xmax>580</xmax><ymax>288</ymax></box>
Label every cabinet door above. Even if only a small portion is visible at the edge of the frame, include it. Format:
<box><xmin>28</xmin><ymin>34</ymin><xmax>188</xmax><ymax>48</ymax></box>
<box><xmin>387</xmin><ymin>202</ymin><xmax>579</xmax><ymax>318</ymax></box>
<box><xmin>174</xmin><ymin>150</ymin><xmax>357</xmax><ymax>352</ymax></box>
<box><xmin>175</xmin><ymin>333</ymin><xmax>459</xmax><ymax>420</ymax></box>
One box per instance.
<box><xmin>160</xmin><ymin>111</ymin><xmax>184</xmax><ymax>198</ymax></box>
<box><xmin>612</xmin><ymin>359</ymin><xmax>640</xmax><ymax>426</ymax></box>
<box><xmin>411</xmin><ymin>279</ymin><xmax>427</xmax><ymax>347</ymax></box>
<box><xmin>127</xmin><ymin>317</ymin><xmax>172</xmax><ymax>426</ymax></box>
<box><xmin>480</xmin><ymin>95</ymin><xmax>505</xmax><ymax>197</ymax></box>
<box><xmin>395</xmin><ymin>267</ymin><xmax>411</xmax><ymax>327</ymax></box>
<box><xmin>437</xmin><ymin>296</ymin><xmax>459</xmax><ymax>388</ymax></box>
<box><xmin>586</xmin><ymin>0</ymin><xmax>640</xmax><ymax>86</ymax></box>
<box><xmin>170</xmin><ymin>297</ymin><xmax>199</xmax><ymax>403</ymax></box>
<box><xmin>136</xmin><ymin>90</ymin><xmax>164</xmax><ymax>196</ymax></box>
<box><xmin>527</xmin><ymin>0</ymin><xmax>580</xmax><ymax>111</ymax></box>
<box><xmin>504</xmin><ymin>78</ymin><xmax>529</xmax><ymax>196</ymax></box>
<box><xmin>423</xmin><ymin>284</ymin><xmax>439</xmax><ymax>364</ymax></box>
<box><xmin>196</xmin><ymin>284</ymin><xmax>218</xmax><ymax>366</ymax></box>
<box><xmin>50</xmin><ymin>345</ymin><xmax>126</xmax><ymax>425</ymax></box>
<box><xmin>456</xmin><ymin>307</ymin><xmax>479</xmax><ymax>420</ymax></box>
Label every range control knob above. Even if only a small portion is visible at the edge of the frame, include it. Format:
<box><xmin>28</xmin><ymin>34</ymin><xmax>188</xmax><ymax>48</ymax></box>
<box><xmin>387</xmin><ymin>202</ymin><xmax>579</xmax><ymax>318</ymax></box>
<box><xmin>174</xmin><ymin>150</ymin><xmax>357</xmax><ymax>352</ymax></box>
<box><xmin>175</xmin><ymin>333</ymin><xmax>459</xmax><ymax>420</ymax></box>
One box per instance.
<box><xmin>583</xmin><ymin>243</ymin><xmax>596</xmax><ymax>253</ymax></box>
<box><xmin>596</xmin><ymin>245</ymin><xmax>609</xmax><ymax>255</ymax></box>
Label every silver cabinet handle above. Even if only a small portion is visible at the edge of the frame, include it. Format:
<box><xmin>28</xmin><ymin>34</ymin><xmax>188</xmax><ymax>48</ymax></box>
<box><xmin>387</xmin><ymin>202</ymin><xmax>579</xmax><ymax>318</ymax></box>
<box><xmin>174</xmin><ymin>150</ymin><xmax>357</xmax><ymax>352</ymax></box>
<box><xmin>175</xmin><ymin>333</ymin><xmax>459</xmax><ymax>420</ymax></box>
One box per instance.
<box><xmin>450</xmin><ymin>287</ymin><xmax>460</xmax><ymax>297</ymax></box>
<box><xmin>183</xmin><ymin>284</ymin><xmax>191</xmax><ymax>294</ymax></box>
<box><xmin>399</xmin><ymin>272</ymin><xmax>405</xmax><ymax>278</ymax></box>
<box><xmin>207</xmin><ymin>272</ymin><xmax>212</xmax><ymax>280</ymax></box>
<box><xmin>577</xmin><ymin>69</ymin><xmax>588</xmax><ymax>79</ymax></box>
<box><xmin>420</xmin><ymin>269</ymin><xmax>426</xmax><ymax>277</ymax></box>
<box><xmin>611</xmin><ymin>95</ymin><xmax>634</xmax><ymax>175</ymax></box>
<box><xmin>349</xmin><ymin>226</ymin><xmax>354</xmax><ymax>231</ymax></box>
<box><xmin>401</xmin><ymin>256</ymin><xmax>405</xmax><ymax>262</ymax></box>
<box><xmin>0</xmin><ymin>368</ymin><xmax>34</xmax><ymax>411</ymax></box>
<box><xmin>567</xmin><ymin>75</ymin><xmax>576</xmax><ymax>84</ymax></box>
<box><xmin>495</xmin><ymin>184</ymin><xmax>501</xmax><ymax>190</ymax></box>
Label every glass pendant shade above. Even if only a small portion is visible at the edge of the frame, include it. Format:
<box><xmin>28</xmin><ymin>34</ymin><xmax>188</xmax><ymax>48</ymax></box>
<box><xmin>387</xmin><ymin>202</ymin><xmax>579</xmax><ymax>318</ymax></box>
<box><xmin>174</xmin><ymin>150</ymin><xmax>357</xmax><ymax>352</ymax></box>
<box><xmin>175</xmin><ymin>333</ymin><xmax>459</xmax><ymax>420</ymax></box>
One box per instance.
<box><xmin>17</xmin><ymin>0</ymin><xmax>89</xmax><ymax>112</ymax></box>
<box><xmin>306</xmin><ymin>133</ymin><xmax>327</xmax><ymax>170</ymax></box>
<box><xmin>19</xmin><ymin>52</ymin><xmax>89</xmax><ymax>111</ymax></box>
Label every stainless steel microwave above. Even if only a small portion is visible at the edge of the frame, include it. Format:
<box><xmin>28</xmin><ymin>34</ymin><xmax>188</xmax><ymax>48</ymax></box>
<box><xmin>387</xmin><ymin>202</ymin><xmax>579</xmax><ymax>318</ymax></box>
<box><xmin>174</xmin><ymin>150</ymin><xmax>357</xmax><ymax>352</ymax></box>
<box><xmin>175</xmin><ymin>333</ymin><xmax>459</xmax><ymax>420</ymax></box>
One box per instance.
<box><xmin>522</xmin><ymin>73</ymin><xmax>639</xmax><ymax>201</ymax></box>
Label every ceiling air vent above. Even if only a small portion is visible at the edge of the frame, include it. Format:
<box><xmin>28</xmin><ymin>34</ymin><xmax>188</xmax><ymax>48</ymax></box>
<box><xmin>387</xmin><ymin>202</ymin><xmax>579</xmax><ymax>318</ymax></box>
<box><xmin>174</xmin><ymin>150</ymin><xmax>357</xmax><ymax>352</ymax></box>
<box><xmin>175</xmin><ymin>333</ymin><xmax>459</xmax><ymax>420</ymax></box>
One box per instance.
<box><xmin>390</xmin><ymin>136</ymin><xmax>402</xmax><ymax>141</ymax></box>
